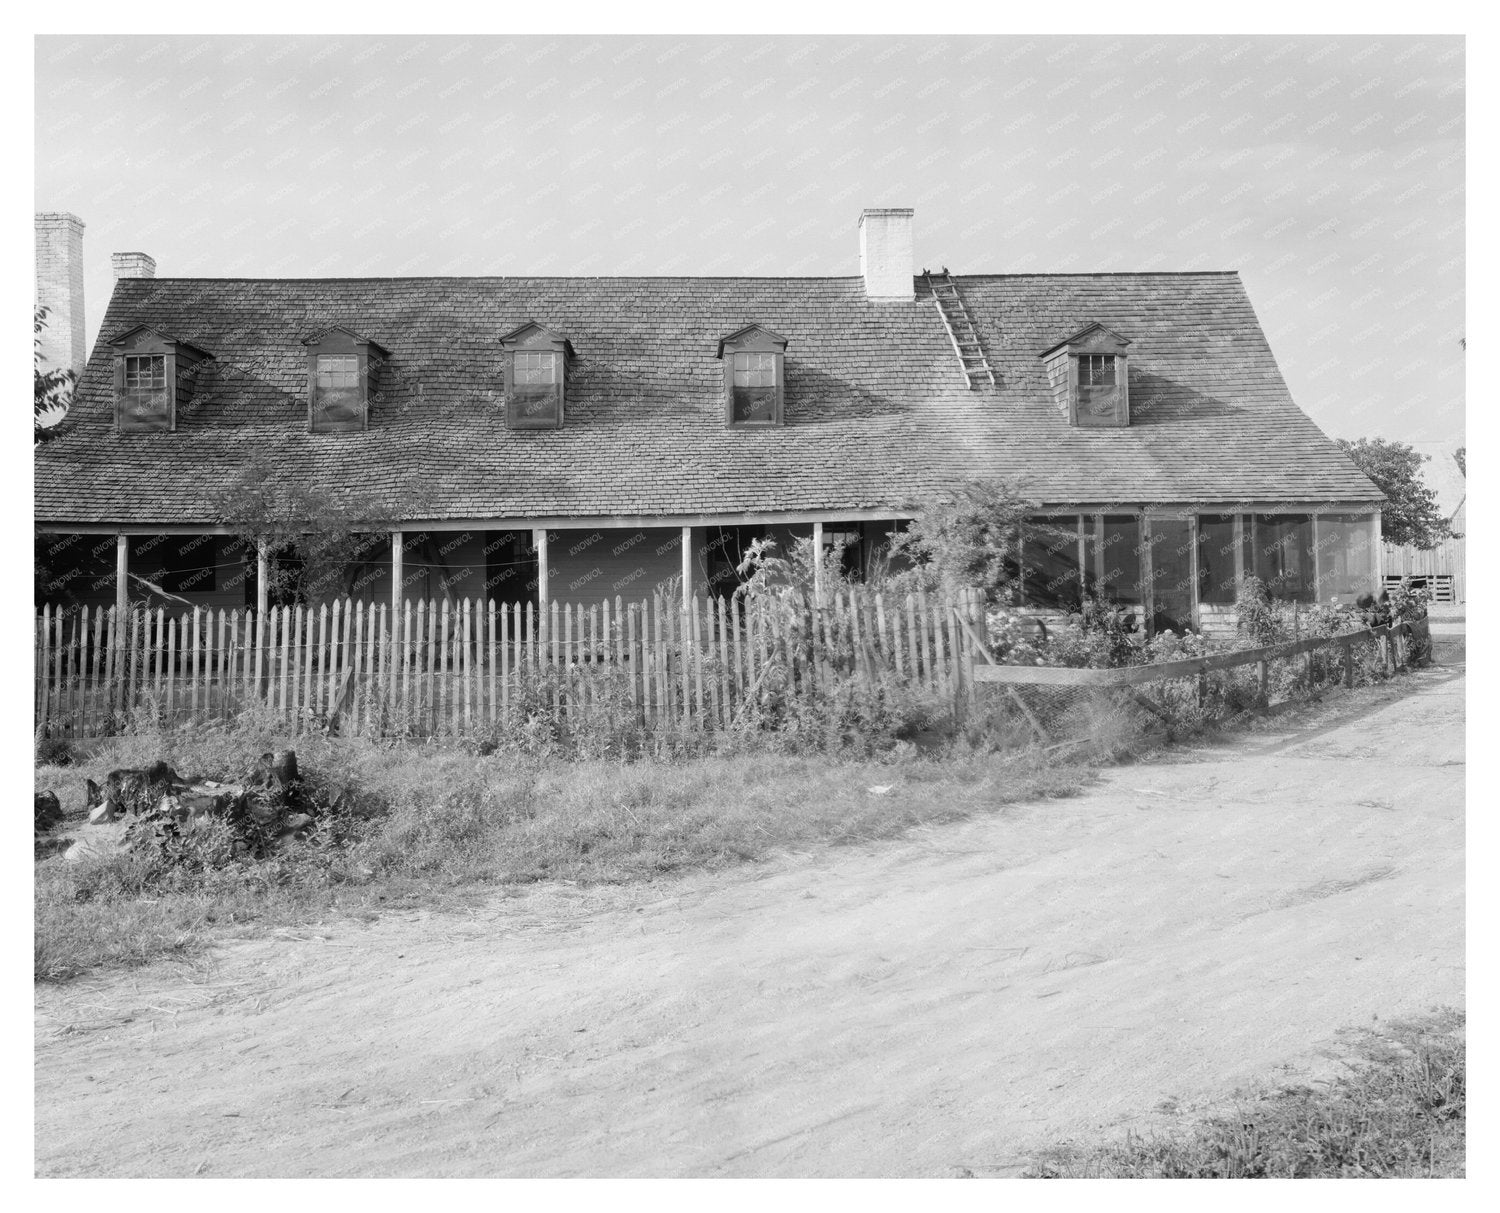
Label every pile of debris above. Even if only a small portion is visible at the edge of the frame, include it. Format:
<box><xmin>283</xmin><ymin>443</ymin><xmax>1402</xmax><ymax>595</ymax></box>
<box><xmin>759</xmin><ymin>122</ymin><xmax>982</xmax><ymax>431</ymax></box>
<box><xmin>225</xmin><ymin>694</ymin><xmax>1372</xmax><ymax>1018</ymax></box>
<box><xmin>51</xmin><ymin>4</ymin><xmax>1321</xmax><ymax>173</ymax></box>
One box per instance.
<box><xmin>62</xmin><ymin>749</ymin><xmax>361</xmax><ymax>864</ymax></box>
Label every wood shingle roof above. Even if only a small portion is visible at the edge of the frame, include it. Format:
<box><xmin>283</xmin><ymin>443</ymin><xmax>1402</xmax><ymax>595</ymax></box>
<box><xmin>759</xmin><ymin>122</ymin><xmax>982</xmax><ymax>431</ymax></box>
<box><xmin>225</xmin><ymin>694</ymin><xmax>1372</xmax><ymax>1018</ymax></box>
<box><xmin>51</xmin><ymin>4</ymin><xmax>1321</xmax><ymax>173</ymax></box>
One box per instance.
<box><xmin>34</xmin><ymin>271</ymin><xmax>1380</xmax><ymax>526</ymax></box>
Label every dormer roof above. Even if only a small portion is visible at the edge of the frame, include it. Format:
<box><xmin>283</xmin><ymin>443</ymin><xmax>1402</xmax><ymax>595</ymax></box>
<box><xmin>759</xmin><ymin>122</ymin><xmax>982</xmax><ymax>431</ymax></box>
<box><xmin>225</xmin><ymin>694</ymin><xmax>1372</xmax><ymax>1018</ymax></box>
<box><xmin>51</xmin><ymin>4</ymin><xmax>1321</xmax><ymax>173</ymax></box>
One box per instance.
<box><xmin>1040</xmin><ymin>322</ymin><xmax>1132</xmax><ymax>358</ymax></box>
<box><xmin>299</xmin><ymin>324</ymin><xmax>388</xmax><ymax>354</ymax></box>
<box><xmin>498</xmin><ymin>321</ymin><xmax>574</xmax><ymax>357</ymax></box>
<box><xmin>104</xmin><ymin>324</ymin><xmax>213</xmax><ymax>360</ymax></box>
<box><xmin>716</xmin><ymin>324</ymin><xmax>790</xmax><ymax>358</ymax></box>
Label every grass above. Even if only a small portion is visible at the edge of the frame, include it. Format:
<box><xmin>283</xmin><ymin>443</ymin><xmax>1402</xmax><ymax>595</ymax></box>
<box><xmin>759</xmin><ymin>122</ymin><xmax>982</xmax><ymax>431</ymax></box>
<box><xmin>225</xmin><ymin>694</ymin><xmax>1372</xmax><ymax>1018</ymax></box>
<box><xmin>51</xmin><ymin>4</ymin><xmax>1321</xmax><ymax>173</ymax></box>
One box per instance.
<box><xmin>1022</xmin><ymin>1009</ymin><xmax>1465</xmax><ymax>1178</ymax></box>
<box><xmin>35</xmin><ymin>650</ymin><xmax>1447</xmax><ymax>985</ymax></box>
<box><xmin>34</xmin><ymin>721</ymin><xmax>1088</xmax><ymax>982</ymax></box>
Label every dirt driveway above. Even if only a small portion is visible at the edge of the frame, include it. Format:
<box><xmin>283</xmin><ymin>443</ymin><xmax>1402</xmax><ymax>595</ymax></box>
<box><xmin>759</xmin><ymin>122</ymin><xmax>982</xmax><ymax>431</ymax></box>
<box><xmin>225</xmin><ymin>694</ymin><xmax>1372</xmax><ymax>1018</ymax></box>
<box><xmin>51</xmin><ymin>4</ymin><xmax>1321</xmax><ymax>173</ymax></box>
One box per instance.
<box><xmin>35</xmin><ymin>663</ymin><xmax>1465</xmax><ymax>1178</ymax></box>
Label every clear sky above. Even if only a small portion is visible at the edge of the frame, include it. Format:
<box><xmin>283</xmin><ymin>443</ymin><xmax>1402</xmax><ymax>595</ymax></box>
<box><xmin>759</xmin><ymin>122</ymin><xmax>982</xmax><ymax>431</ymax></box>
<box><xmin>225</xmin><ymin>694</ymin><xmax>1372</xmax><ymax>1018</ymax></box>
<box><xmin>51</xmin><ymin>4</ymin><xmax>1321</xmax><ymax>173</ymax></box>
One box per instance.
<box><xmin>34</xmin><ymin>33</ymin><xmax>1464</xmax><ymax>447</ymax></box>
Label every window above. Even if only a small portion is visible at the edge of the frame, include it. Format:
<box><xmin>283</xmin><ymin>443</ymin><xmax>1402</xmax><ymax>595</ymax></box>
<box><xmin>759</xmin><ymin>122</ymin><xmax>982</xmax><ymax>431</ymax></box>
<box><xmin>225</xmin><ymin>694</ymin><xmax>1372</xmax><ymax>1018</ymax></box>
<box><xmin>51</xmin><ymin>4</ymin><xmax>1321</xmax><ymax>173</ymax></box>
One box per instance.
<box><xmin>314</xmin><ymin>355</ymin><xmax>362</xmax><ymax>427</ymax></box>
<box><xmin>121</xmin><ymin>355</ymin><xmax>168</xmax><ymax>426</ymax></box>
<box><xmin>500</xmin><ymin>323</ymin><xmax>569</xmax><ymax>430</ymax></box>
<box><xmin>732</xmin><ymin>353</ymin><xmax>779</xmax><ymax>423</ymax></box>
<box><xmin>108</xmin><ymin>326</ymin><xmax>211</xmax><ymax>432</ymax></box>
<box><xmin>303</xmin><ymin>327</ymin><xmax>384</xmax><ymax>433</ymax></box>
<box><xmin>512</xmin><ymin>351</ymin><xmax>561</xmax><ymax>426</ymax></box>
<box><xmin>718</xmin><ymin>325</ymin><xmax>788</xmax><ymax>427</ymax></box>
<box><xmin>1040</xmin><ymin>323</ymin><xmax>1131</xmax><ymax>427</ymax></box>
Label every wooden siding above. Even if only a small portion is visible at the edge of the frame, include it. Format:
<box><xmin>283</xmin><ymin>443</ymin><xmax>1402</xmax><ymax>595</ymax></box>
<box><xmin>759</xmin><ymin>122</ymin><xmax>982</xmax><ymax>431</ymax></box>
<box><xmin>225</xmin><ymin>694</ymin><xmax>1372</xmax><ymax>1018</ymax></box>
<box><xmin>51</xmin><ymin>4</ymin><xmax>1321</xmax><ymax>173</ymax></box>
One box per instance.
<box><xmin>1382</xmin><ymin>535</ymin><xmax>1466</xmax><ymax>603</ymax></box>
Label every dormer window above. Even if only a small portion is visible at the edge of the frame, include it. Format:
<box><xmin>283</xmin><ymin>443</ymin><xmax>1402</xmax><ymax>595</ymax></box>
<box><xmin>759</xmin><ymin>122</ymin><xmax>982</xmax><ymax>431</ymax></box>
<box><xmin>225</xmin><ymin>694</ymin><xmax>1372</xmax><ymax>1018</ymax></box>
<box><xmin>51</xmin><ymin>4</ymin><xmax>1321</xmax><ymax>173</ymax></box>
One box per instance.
<box><xmin>717</xmin><ymin>325</ymin><xmax>788</xmax><ymax>427</ymax></box>
<box><xmin>302</xmin><ymin>326</ymin><xmax>385</xmax><ymax>433</ymax></box>
<box><xmin>500</xmin><ymin>322</ymin><xmax>571</xmax><ymax>430</ymax></box>
<box><xmin>1041</xmin><ymin>322</ymin><xmax>1131</xmax><ymax>428</ymax></box>
<box><xmin>107</xmin><ymin>325</ymin><xmax>211</xmax><ymax>432</ymax></box>
<box><xmin>123</xmin><ymin>355</ymin><xmax>167</xmax><ymax>415</ymax></box>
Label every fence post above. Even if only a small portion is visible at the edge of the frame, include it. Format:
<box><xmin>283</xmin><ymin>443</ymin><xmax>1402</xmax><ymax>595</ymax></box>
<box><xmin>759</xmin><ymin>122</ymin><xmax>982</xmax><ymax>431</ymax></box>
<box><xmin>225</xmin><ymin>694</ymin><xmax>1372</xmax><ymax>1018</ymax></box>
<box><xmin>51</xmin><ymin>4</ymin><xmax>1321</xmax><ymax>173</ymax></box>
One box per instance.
<box><xmin>1256</xmin><ymin>658</ymin><xmax>1269</xmax><ymax>707</ymax></box>
<box><xmin>1343</xmin><ymin>639</ymin><xmax>1355</xmax><ymax>688</ymax></box>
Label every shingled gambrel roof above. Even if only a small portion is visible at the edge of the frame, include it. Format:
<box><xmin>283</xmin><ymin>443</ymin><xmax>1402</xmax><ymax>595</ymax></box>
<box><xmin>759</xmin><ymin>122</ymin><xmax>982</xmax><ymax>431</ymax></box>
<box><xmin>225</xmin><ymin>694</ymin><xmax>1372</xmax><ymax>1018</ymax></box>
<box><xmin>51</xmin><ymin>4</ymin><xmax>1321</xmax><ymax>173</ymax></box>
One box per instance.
<box><xmin>34</xmin><ymin>271</ymin><xmax>1380</xmax><ymax>526</ymax></box>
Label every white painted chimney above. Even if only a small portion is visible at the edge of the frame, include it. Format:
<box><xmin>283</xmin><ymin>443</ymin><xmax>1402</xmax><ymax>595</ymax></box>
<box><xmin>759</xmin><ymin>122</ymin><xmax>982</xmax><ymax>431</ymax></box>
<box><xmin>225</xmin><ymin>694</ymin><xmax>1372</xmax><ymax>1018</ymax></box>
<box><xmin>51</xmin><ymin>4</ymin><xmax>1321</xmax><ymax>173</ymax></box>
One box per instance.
<box><xmin>858</xmin><ymin>207</ymin><xmax>914</xmax><ymax>301</ymax></box>
<box><xmin>112</xmin><ymin>251</ymin><xmax>157</xmax><ymax>280</ymax></box>
<box><xmin>35</xmin><ymin>212</ymin><xmax>87</xmax><ymax>376</ymax></box>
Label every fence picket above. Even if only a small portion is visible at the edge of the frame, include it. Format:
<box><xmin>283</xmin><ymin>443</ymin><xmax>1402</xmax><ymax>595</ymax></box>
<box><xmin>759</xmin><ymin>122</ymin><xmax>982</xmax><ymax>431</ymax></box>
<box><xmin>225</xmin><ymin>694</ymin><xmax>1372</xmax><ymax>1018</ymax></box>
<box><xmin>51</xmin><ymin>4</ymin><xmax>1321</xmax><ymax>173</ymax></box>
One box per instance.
<box><xmin>57</xmin><ymin>608</ymin><xmax>73</xmax><ymax>734</ymax></box>
<box><xmin>272</xmin><ymin>606</ymin><xmax>285</xmax><ymax>717</ymax></box>
<box><xmin>717</xmin><ymin>593</ymin><xmax>735</xmax><ymax>719</ymax></box>
<box><xmin>320</xmin><ymin>601</ymin><xmax>333</xmax><ymax>718</ymax></box>
<box><xmin>462</xmin><ymin>598</ymin><xmax>473</xmax><ymax>735</ymax></box>
<box><xmin>217</xmin><ymin>608</ymin><xmax>229</xmax><ymax>721</ymax></box>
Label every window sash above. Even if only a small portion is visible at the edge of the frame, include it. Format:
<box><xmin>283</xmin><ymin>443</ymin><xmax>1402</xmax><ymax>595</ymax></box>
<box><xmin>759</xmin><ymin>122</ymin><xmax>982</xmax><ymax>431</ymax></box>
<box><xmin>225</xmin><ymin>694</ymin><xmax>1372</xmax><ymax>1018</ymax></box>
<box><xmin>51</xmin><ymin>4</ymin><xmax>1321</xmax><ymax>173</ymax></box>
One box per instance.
<box><xmin>731</xmin><ymin>352</ymin><xmax>777</xmax><ymax>387</ymax></box>
<box><xmin>316</xmin><ymin>354</ymin><xmax>359</xmax><ymax>390</ymax></box>
<box><xmin>1078</xmin><ymin>354</ymin><xmax>1116</xmax><ymax>387</ymax></box>
<box><xmin>123</xmin><ymin>355</ymin><xmax>166</xmax><ymax>390</ymax></box>
<box><xmin>514</xmin><ymin>351</ymin><xmax>559</xmax><ymax>385</ymax></box>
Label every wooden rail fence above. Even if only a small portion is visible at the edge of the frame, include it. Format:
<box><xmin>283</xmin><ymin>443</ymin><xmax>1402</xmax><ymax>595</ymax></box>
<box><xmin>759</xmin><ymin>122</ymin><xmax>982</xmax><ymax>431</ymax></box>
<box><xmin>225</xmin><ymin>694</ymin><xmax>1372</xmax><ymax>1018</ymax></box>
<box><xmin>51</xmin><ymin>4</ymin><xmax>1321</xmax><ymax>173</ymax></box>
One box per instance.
<box><xmin>34</xmin><ymin>590</ymin><xmax>982</xmax><ymax>739</ymax></box>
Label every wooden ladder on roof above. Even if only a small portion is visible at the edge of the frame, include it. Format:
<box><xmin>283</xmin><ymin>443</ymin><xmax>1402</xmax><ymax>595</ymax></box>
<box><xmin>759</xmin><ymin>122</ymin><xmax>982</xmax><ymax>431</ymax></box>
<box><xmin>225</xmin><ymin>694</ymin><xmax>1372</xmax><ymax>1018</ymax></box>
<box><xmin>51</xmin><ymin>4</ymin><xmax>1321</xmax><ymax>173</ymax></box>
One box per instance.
<box><xmin>923</xmin><ymin>271</ymin><xmax>996</xmax><ymax>391</ymax></box>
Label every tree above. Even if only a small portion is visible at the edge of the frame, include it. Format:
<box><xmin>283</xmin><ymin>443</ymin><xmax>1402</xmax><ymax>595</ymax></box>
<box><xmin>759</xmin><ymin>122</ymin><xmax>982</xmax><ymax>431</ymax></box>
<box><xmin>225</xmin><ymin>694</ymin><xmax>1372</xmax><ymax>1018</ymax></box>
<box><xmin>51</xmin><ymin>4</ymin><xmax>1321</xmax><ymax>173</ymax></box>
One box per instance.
<box><xmin>885</xmin><ymin>478</ymin><xmax>1037</xmax><ymax>604</ymax></box>
<box><xmin>34</xmin><ymin>306</ymin><xmax>74</xmax><ymax>443</ymax></box>
<box><xmin>1335</xmin><ymin>437</ymin><xmax>1453</xmax><ymax>549</ymax></box>
<box><xmin>1454</xmin><ymin>446</ymin><xmax>1465</xmax><ymax>477</ymax></box>
<box><xmin>206</xmin><ymin>450</ymin><xmax>433</xmax><ymax>604</ymax></box>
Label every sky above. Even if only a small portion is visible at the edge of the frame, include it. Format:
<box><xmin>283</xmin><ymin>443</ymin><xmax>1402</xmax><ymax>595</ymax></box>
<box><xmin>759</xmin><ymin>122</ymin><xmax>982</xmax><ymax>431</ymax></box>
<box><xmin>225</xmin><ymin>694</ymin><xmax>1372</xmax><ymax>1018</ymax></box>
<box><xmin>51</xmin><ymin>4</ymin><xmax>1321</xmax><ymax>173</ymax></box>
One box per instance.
<box><xmin>34</xmin><ymin>33</ymin><xmax>1464</xmax><ymax>448</ymax></box>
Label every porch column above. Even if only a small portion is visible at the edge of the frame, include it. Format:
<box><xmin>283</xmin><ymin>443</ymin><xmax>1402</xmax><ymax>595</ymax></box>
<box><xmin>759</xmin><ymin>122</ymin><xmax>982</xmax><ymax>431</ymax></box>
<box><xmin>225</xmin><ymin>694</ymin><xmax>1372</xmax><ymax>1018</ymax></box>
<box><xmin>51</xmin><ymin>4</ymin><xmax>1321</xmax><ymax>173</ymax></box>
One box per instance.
<box><xmin>1312</xmin><ymin>514</ymin><xmax>1323</xmax><ymax>600</ymax></box>
<box><xmin>534</xmin><ymin>528</ymin><xmax>550</xmax><ymax>607</ymax></box>
<box><xmin>1372</xmin><ymin>513</ymin><xmax>1384</xmax><ymax>589</ymax></box>
<box><xmin>115</xmin><ymin>534</ymin><xmax>128</xmax><ymax>616</ymax></box>
<box><xmin>256</xmin><ymin>539</ymin><xmax>270</xmax><ymax>616</ymax></box>
<box><xmin>681</xmin><ymin>526</ymin><xmax>692</xmax><ymax>611</ymax></box>
<box><xmin>390</xmin><ymin>530</ymin><xmax>403</xmax><ymax>613</ymax></box>
<box><xmin>812</xmin><ymin>521</ymin><xmax>824</xmax><ymax>607</ymax></box>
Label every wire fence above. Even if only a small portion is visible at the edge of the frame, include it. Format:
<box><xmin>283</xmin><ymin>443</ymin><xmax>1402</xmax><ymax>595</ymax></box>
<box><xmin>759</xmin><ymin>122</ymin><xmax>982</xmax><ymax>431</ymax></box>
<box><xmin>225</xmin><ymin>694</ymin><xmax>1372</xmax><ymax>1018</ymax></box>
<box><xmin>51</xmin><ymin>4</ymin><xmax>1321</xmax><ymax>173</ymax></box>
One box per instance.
<box><xmin>970</xmin><ymin>621</ymin><xmax>1426</xmax><ymax>752</ymax></box>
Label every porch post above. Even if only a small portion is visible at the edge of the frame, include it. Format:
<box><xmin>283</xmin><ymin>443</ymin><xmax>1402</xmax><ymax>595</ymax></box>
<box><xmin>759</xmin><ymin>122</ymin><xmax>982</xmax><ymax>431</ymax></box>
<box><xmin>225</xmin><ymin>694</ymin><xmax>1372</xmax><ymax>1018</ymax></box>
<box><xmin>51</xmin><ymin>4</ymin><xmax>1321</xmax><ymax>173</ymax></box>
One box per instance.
<box><xmin>680</xmin><ymin>525</ymin><xmax>692</xmax><ymax>611</ymax></box>
<box><xmin>115</xmin><ymin>534</ymin><xmax>128</xmax><ymax>616</ymax></box>
<box><xmin>812</xmin><ymin>521</ymin><xmax>824</xmax><ymax>607</ymax></box>
<box><xmin>534</xmin><ymin>528</ymin><xmax>549</xmax><ymax>607</ymax></box>
<box><xmin>390</xmin><ymin>530</ymin><xmax>403</xmax><ymax>613</ymax></box>
<box><xmin>1232</xmin><ymin>514</ymin><xmax>1245</xmax><ymax>586</ymax></box>
<box><xmin>1312</xmin><ymin>514</ymin><xmax>1323</xmax><ymax>601</ymax></box>
<box><xmin>256</xmin><ymin>539</ymin><xmax>270</xmax><ymax>616</ymax></box>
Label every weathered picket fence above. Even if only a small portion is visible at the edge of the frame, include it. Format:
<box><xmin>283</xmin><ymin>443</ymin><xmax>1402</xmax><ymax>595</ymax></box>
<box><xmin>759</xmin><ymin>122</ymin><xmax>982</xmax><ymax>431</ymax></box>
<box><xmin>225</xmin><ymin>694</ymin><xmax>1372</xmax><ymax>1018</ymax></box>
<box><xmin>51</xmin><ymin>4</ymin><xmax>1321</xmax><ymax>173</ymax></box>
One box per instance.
<box><xmin>34</xmin><ymin>590</ymin><xmax>982</xmax><ymax>739</ymax></box>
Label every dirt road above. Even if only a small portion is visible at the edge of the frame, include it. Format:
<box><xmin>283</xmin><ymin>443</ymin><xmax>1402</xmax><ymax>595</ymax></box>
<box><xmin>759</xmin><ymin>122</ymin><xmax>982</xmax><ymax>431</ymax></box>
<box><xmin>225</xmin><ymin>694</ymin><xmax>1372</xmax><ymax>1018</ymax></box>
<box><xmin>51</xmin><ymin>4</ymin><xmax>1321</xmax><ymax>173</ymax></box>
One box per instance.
<box><xmin>35</xmin><ymin>663</ymin><xmax>1465</xmax><ymax>1177</ymax></box>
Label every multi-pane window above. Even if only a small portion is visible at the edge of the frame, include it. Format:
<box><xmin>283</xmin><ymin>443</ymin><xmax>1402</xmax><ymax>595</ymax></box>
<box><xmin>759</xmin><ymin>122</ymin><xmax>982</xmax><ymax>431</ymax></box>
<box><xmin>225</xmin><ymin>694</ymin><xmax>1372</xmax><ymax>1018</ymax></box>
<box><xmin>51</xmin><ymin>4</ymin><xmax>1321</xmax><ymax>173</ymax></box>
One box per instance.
<box><xmin>1078</xmin><ymin>355</ymin><xmax>1116</xmax><ymax>387</ymax></box>
<box><xmin>313</xmin><ymin>353</ymin><xmax>363</xmax><ymax>430</ymax></box>
<box><xmin>1075</xmin><ymin>353</ymin><xmax>1123</xmax><ymax>423</ymax></box>
<box><xmin>511</xmin><ymin>351</ymin><xmax>561</xmax><ymax>425</ymax></box>
<box><xmin>124</xmin><ymin>354</ymin><xmax>166</xmax><ymax>392</ymax></box>
<box><xmin>731</xmin><ymin>352</ymin><xmax>779</xmax><ymax>424</ymax></box>
<box><xmin>120</xmin><ymin>354</ymin><xmax>170</xmax><ymax>429</ymax></box>
<box><xmin>316</xmin><ymin>354</ymin><xmax>358</xmax><ymax>392</ymax></box>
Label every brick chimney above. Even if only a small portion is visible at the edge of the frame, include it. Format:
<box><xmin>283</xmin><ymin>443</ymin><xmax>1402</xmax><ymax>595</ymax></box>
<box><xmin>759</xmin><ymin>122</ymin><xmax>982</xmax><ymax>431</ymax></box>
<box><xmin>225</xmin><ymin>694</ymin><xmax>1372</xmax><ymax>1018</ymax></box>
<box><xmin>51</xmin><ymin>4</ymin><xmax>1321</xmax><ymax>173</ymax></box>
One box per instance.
<box><xmin>858</xmin><ymin>207</ymin><xmax>914</xmax><ymax>301</ymax></box>
<box><xmin>34</xmin><ymin>212</ymin><xmax>87</xmax><ymax>377</ymax></box>
<box><xmin>112</xmin><ymin>251</ymin><xmax>157</xmax><ymax>280</ymax></box>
